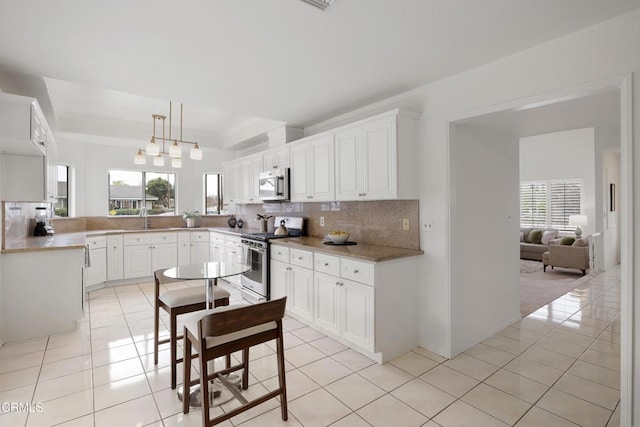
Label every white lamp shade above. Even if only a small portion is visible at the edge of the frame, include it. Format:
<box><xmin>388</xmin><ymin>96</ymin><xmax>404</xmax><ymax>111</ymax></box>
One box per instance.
<box><xmin>169</xmin><ymin>140</ymin><xmax>181</xmax><ymax>158</ymax></box>
<box><xmin>153</xmin><ymin>155</ymin><xmax>165</xmax><ymax>167</ymax></box>
<box><xmin>146</xmin><ymin>138</ymin><xmax>160</xmax><ymax>156</ymax></box>
<box><xmin>568</xmin><ymin>215</ymin><xmax>588</xmax><ymax>227</ymax></box>
<box><xmin>171</xmin><ymin>157</ymin><xmax>182</xmax><ymax>168</ymax></box>
<box><xmin>190</xmin><ymin>143</ymin><xmax>202</xmax><ymax>160</ymax></box>
<box><xmin>134</xmin><ymin>149</ymin><xmax>146</xmax><ymax>165</ymax></box>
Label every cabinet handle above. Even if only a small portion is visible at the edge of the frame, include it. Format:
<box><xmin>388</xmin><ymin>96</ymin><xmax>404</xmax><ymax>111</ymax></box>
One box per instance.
<box><xmin>354</xmin><ymin>269</ymin><xmax>359</xmax><ymax>274</ymax></box>
<box><xmin>362</xmin><ymin>193</ymin><xmax>366</xmax><ymax>196</ymax></box>
<box><xmin>298</xmin><ymin>256</ymin><xmax>303</xmax><ymax>260</ymax></box>
<box><xmin>324</xmin><ymin>262</ymin><xmax>329</xmax><ymax>266</ymax></box>
<box><xmin>273</xmin><ymin>165</ymin><xmax>278</xmax><ymax>169</ymax></box>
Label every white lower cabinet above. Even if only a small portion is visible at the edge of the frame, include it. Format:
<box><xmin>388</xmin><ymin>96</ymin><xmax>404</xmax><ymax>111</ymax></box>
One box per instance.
<box><xmin>178</xmin><ymin>232</ymin><xmax>190</xmax><ymax>265</ymax></box>
<box><xmin>270</xmin><ymin>259</ymin><xmax>290</xmax><ymax>308</ymax></box>
<box><xmin>314</xmin><ymin>267</ymin><xmax>374</xmax><ymax>352</ymax></box>
<box><xmin>86</xmin><ymin>235</ymin><xmax>107</xmax><ymax>286</ymax></box>
<box><xmin>340</xmin><ymin>278</ymin><xmax>374</xmax><ymax>351</ymax></box>
<box><xmin>290</xmin><ymin>265</ymin><xmax>314</xmax><ymax>323</ymax></box>
<box><xmin>123</xmin><ymin>232</ymin><xmax>177</xmax><ymax>279</ymax></box>
<box><xmin>209</xmin><ymin>232</ymin><xmax>226</xmax><ymax>263</ymax></box>
<box><xmin>271</xmin><ymin>243</ymin><xmax>418</xmax><ymax>363</ymax></box>
<box><xmin>189</xmin><ymin>231</ymin><xmax>210</xmax><ymax>263</ymax></box>
<box><xmin>107</xmin><ymin>235</ymin><xmax>124</xmax><ymax>281</ymax></box>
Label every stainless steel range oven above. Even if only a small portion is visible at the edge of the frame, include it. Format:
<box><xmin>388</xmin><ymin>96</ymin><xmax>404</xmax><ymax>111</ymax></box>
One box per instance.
<box><xmin>240</xmin><ymin>217</ymin><xmax>304</xmax><ymax>303</ymax></box>
<box><xmin>240</xmin><ymin>237</ymin><xmax>269</xmax><ymax>303</ymax></box>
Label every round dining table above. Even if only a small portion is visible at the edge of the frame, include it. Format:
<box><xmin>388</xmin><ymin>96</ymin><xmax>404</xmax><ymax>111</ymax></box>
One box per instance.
<box><xmin>163</xmin><ymin>261</ymin><xmax>250</xmax><ymax>309</ymax></box>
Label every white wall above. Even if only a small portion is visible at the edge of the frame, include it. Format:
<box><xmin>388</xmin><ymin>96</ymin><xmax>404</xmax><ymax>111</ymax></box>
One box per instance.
<box><xmin>519</xmin><ymin>128</ymin><xmax>596</xmax><ymax>236</ymax></box>
<box><xmin>449</xmin><ymin>124</ymin><xmax>521</xmax><ymax>355</ymax></box>
<box><xmin>408</xmin><ymin>9</ymin><xmax>640</xmax><ymax>423</ymax></box>
<box><xmin>56</xmin><ymin>140</ymin><xmax>235</xmax><ymax>217</ymax></box>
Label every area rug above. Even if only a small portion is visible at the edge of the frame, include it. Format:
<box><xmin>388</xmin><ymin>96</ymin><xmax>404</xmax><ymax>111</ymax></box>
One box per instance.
<box><xmin>520</xmin><ymin>260</ymin><xmax>594</xmax><ymax>317</ymax></box>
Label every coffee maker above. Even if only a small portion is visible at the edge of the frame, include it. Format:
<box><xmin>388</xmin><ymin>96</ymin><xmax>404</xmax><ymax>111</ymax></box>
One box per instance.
<box><xmin>33</xmin><ymin>207</ymin><xmax>54</xmax><ymax>236</ymax></box>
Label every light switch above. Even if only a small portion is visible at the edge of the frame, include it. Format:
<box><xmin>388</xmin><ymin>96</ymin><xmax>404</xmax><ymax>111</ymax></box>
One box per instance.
<box><xmin>403</xmin><ymin>219</ymin><xmax>410</xmax><ymax>230</ymax></box>
<box><xmin>320</xmin><ymin>217</ymin><xmax>325</xmax><ymax>227</ymax></box>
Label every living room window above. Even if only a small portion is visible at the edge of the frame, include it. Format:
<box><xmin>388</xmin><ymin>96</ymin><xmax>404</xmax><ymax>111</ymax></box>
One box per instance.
<box><xmin>520</xmin><ymin>180</ymin><xmax>582</xmax><ymax>230</ymax></box>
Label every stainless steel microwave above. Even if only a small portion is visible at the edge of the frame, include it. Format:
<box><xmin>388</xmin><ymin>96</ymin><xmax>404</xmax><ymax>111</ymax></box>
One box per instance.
<box><xmin>258</xmin><ymin>168</ymin><xmax>289</xmax><ymax>202</ymax></box>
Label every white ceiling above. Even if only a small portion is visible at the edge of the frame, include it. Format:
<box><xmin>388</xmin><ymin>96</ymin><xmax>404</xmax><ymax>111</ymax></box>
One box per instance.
<box><xmin>0</xmin><ymin>0</ymin><xmax>637</xmax><ymax>149</ymax></box>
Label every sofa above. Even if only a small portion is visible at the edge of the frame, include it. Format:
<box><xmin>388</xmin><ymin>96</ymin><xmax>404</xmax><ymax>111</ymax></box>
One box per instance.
<box><xmin>543</xmin><ymin>237</ymin><xmax>590</xmax><ymax>275</ymax></box>
<box><xmin>520</xmin><ymin>228</ymin><xmax>559</xmax><ymax>261</ymax></box>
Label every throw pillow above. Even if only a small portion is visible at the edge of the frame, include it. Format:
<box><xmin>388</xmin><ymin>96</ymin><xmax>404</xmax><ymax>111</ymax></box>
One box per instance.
<box><xmin>527</xmin><ymin>229</ymin><xmax>543</xmax><ymax>244</ymax></box>
<box><xmin>541</xmin><ymin>230</ymin><xmax>557</xmax><ymax>245</ymax></box>
<box><xmin>520</xmin><ymin>231</ymin><xmax>525</xmax><ymax>242</ymax></box>
<box><xmin>560</xmin><ymin>237</ymin><xmax>575</xmax><ymax>245</ymax></box>
<box><xmin>572</xmin><ymin>238</ymin><xmax>588</xmax><ymax>247</ymax></box>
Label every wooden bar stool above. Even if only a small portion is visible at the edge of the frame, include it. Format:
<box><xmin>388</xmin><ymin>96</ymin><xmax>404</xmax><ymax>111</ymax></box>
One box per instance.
<box><xmin>154</xmin><ymin>268</ymin><xmax>231</xmax><ymax>389</ymax></box>
<box><xmin>182</xmin><ymin>297</ymin><xmax>288</xmax><ymax>426</ymax></box>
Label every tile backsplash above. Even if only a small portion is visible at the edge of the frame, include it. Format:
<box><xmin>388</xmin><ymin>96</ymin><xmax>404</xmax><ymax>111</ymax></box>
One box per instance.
<box><xmin>235</xmin><ymin>200</ymin><xmax>420</xmax><ymax>250</ymax></box>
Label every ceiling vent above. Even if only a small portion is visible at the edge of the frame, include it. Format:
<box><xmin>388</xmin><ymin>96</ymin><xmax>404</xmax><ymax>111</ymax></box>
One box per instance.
<box><xmin>299</xmin><ymin>0</ymin><xmax>338</xmax><ymax>11</ymax></box>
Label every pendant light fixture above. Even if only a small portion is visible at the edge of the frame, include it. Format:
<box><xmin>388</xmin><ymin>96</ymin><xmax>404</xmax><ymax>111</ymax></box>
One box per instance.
<box><xmin>133</xmin><ymin>102</ymin><xmax>203</xmax><ymax>168</ymax></box>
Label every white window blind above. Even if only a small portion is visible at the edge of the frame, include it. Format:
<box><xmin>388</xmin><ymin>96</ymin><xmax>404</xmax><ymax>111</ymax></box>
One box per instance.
<box><xmin>520</xmin><ymin>180</ymin><xmax>582</xmax><ymax>229</ymax></box>
<box><xmin>520</xmin><ymin>182</ymin><xmax>547</xmax><ymax>228</ymax></box>
<box><xmin>550</xmin><ymin>181</ymin><xmax>582</xmax><ymax>230</ymax></box>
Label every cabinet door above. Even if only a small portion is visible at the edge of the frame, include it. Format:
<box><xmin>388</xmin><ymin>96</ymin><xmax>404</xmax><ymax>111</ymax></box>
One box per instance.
<box><xmin>190</xmin><ymin>241</ymin><xmax>210</xmax><ymax>264</ymax></box>
<box><xmin>263</xmin><ymin>146</ymin><xmax>290</xmax><ymax>169</ymax></box>
<box><xmin>270</xmin><ymin>260</ymin><xmax>290</xmax><ymax>310</ymax></box>
<box><xmin>334</xmin><ymin>126</ymin><xmax>361</xmax><ymax>200</ymax></box>
<box><xmin>224</xmin><ymin>161</ymin><xmax>242</xmax><ymax>204</ymax></box>
<box><xmin>362</xmin><ymin>116</ymin><xmax>397</xmax><ymax>200</ymax></box>
<box><xmin>152</xmin><ymin>242</ymin><xmax>178</xmax><ymax>272</ymax></box>
<box><xmin>123</xmin><ymin>245</ymin><xmax>152</xmax><ymax>279</ymax></box>
<box><xmin>290</xmin><ymin>265</ymin><xmax>314</xmax><ymax>322</ymax></box>
<box><xmin>107</xmin><ymin>235</ymin><xmax>124</xmax><ymax>281</ymax></box>
<box><xmin>209</xmin><ymin>242</ymin><xmax>225</xmax><ymax>262</ymax></box>
<box><xmin>289</xmin><ymin>143</ymin><xmax>311</xmax><ymax>201</ymax></box>
<box><xmin>46</xmin><ymin>130</ymin><xmax>57</xmax><ymax>202</ymax></box>
<box><xmin>177</xmin><ymin>232</ymin><xmax>190</xmax><ymax>265</ymax></box>
<box><xmin>314</xmin><ymin>272</ymin><xmax>340</xmax><ymax>335</ymax></box>
<box><xmin>86</xmin><ymin>247</ymin><xmax>107</xmax><ymax>286</ymax></box>
<box><xmin>310</xmin><ymin>135</ymin><xmax>334</xmax><ymax>201</ymax></box>
<box><xmin>341</xmin><ymin>279</ymin><xmax>374</xmax><ymax>351</ymax></box>
<box><xmin>240</xmin><ymin>158</ymin><xmax>254</xmax><ymax>203</ymax></box>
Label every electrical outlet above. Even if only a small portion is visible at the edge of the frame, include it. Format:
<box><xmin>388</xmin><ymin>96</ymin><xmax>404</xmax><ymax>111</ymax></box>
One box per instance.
<box><xmin>422</xmin><ymin>220</ymin><xmax>434</xmax><ymax>232</ymax></box>
<box><xmin>320</xmin><ymin>217</ymin><xmax>325</xmax><ymax>227</ymax></box>
<box><xmin>402</xmin><ymin>219</ymin><xmax>410</xmax><ymax>230</ymax></box>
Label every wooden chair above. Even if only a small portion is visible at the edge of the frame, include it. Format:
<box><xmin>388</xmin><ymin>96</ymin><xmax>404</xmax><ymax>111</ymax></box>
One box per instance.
<box><xmin>182</xmin><ymin>297</ymin><xmax>288</xmax><ymax>426</ymax></box>
<box><xmin>154</xmin><ymin>268</ymin><xmax>231</xmax><ymax>389</ymax></box>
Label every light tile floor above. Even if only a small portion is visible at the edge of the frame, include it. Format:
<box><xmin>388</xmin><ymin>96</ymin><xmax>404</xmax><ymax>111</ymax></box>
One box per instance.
<box><xmin>0</xmin><ymin>266</ymin><xmax>621</xmax><ymax>426</ymax></box>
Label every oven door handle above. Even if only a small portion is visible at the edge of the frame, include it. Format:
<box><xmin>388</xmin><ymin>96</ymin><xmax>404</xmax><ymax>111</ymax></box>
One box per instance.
<box><xmin>248</xmin><ymin>246</ymin><xmax>266</xmax><ymax>254</ymax></box>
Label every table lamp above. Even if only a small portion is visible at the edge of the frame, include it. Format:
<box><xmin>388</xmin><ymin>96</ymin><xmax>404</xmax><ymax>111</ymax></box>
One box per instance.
<box><xmin>568</xmin><ymin>214</ymin><xmax>588</xmax><ymax>238</ymax></box>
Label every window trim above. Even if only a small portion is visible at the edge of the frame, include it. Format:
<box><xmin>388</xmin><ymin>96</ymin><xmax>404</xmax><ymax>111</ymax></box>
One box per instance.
<box><xmin>204</xmin><ymin>173</ymin><xmax>225</xmax><ymax>215</ymax></box>
<box><xmin>520</xmin><ymin>179</ymin><xmax>583</xmax><ymax>231</ymax></box>
<box><xmin>108</xmin><ymin>170</ymin><xmax>177</xmax><ymax>216</ymax></box>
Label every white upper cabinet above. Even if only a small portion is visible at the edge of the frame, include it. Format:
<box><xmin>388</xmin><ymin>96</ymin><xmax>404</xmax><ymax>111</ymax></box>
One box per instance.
<box><xmin>222</xmin><ymin>108</ymin><xmax>417</xmax><ymax>204</ymax></box>
<box><xmin>263</xmin><ymin>146</ymin><xmax>290</xmax><ymax>170</ymax></box>
<box><xmin>240</xmin><ymin>154</ymin><xmax>263</xmax><ymax>204</ymax></box>
<box><xmin>223</xmin><ymin>160</ymin><xmax>242</xmax><ymax>205</ymax></box>
<box><xmin>336</xmin><ymin>111</ymin><xmax>415</xmax><ymax>201</ymax></box>
<box><xmin>45</xmin><ymin>129</ymin><xmax>58</xmax><ymax>202</ymax></box>
<box><xmin>290</xmin><ymin>134</ymin><xmax>334</xmax><ymax>202</ymax></box>
<box><xmin>0</xmin><ymin>93</ymin><xmax>47</xmax><ymax>156</ymax></box>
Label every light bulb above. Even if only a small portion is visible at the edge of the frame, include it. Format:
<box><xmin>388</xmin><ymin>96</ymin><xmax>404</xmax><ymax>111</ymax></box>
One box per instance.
<box><xmin>169</xmin><ymin>140</ymin><xmax>181</xmax><ymax>158</ymax></box>
<box><xmin>171</xmin><ymin>158</ymin><xmax>182</xmax><ymax>168</ymax></box>
<box><xmin>153</xmin><ymin>154</ymin><xmax>165</xmax><ymax>167</ymax></box>
<box><xmin>190</xmin><ymin>143</ymin><xmax>202</xmax><ymax>160</ymax></box>
<box><xmin>134</xmin><ymin>149</ymin><xmax>146</xmax><ymax>165</ymax></box>
<box><xmin>146</xmin><ymin>137</ymin><xmax>160</xmax><ymax>156</ymax></box>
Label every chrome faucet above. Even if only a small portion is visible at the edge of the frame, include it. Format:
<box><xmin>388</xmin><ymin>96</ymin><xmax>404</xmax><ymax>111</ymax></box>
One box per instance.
<box><xmin>139</xmin><ymin>207</ymin><xmax>149</xmax><ymax>229</ymax></box>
